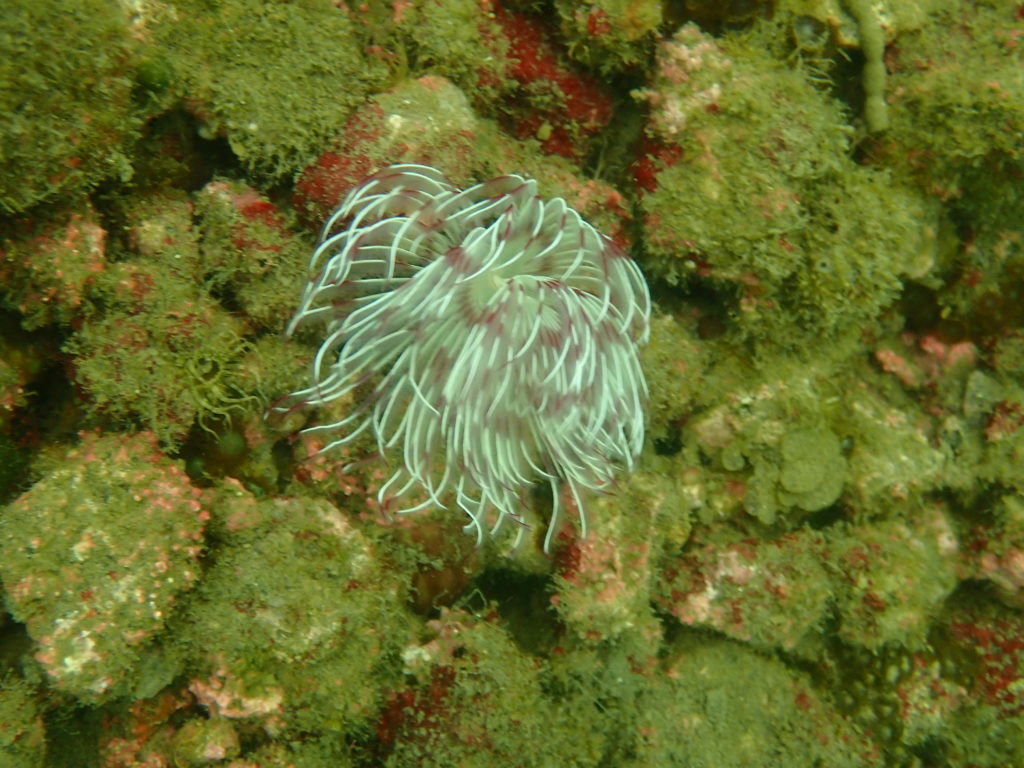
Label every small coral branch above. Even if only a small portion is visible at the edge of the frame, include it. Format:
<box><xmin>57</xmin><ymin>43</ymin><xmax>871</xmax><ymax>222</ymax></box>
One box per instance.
<box><xmin>844</xmin><ymin>0</ymin><xmax>890</xmax><ymax>132</ymax></box>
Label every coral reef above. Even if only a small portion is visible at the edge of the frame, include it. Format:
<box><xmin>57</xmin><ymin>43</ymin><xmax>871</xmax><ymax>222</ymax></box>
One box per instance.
<box><xmin>2</xmin><ymin>0</ymin><xmax>1024</xmax><ymax>765</ymax></box>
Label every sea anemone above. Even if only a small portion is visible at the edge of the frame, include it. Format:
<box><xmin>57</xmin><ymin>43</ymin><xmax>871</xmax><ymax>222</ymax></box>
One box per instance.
<box><xmin>273</xmin><ymin>163</ymin><xmax>650</xmax><ymax>551</ymax></box>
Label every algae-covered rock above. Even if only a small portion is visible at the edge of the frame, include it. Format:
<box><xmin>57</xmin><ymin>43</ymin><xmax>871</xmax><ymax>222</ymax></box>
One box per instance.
<box><xmin>640</xmin><ymin>313</ymin><xmax>704</xmax><ymax>444</ymax></box>
<box><xmin>637</xmin><ymin>23</ymin><xmax>933</xmax><ymax>342</ymax></box>
<box><xmin>169</xmin><ymin>716</ymin><xmax>240</xmax><ymax>766</ymax></box>
<box><xmin>151</xmin><ymin>0</ymin><xmax>386</xmax><ymax>180</ymax></box>
<box><xmin>179</xmin><ymin>489</ymin><xmax>411</xmax><ymax>739</ymax></box>
<box><xmin>386</xmin><ymin>0</ymin><xmax>509</xmax><ymax>103</ymax></box>
<box><xmin>551</xmin><ymin>470</ymin><xmax>675</xmax><ymax>645</ymax></box>
<box><xmin>880</xmin><ymin>1</ymin><xmax>1024</xmax><ymax>239</ymax></box>
<box><xmin>555</xmin><ymin>0</ymin><xmax>662</xmax><ymax>73</ymax></box>
<box><xmin>384</xmin><ymin>610</ymin><xmax>599</xmax><ymax>768</ymax></box>
<box><xmin>939</xmin><ymin>599</ymin><xmax>1024</xmax><ymax>767</ymax></box>
<box><xmin>66</xmin><ymin>291</ymin><xmax>254</xmax><ymax>448</ymax></box>
<box><xmin>0</xmin><ymin>0</ymin><xmax>140</xmax><ymax>214</ymax></box>
<box><xmin>689</xmin><ymin>354</ymin><xmax>849</xmax><ymax>526</ymax></box>
<box><xmin>828</xmin><ymin>507</ymin><xmax>959</xmax><ymax>650</ymax></box>
<box><xmin>0</xmin><ymin>431</ymin><xmax>206</xmax><ymax>702</ymax></box>
<box><xmin>0</xmin><ymin>201</ymin><xmax>108</xmax><ymax>330</ymax></box>
<box><xmin>629</xmin><ymin>635</ymin><xmax>879</xmax><ymax>768</ymax></box>
<box><xmin>969</xmin><ymin>494</ymin><xmax>1024</xmax><ymax>610</ymax></box>
<box><xmin>193</xmin><ymin>179</ymin><xmax>312</xmax><ymax>331</ymax></box>
<box><xmin>840</xmin><ymin>366</ymin><xmax>948</xmax><ymax>509</ymax></box>
<box><xmin>656</xmin><ymin>527</ymin><xmax>832</xmax><ymax>654</ymax></box>
<box><xmin>292</xmin><ymin>76</ymin><xmax>483</xmax><ymax>225</ymax></box>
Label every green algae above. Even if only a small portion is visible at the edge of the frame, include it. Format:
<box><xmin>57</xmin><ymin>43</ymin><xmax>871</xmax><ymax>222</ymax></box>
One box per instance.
<box><xmin>778</xmin><ymin>426</ymin><xmax>845</xmax><ymax>511</ymax></box>
<box><xmin>879</xmin><ymin>2</ymin><xmax>1024</xmax><ymax>225</ymax></box>
<box><xmin>638</xmin><ymin>21</ymin><xmax>933</xmax><ymax>344</ymax></box>
<box><xmin>55</xmin><ymin>182</ymin><xmax>311</xmax><ymax>448</ymax></box>
<box><xmin>828</xmin><ymin>512</ymin><xmax>959</xmax><ymax>650</ymax></box>
<box><xmin>66</xmin><ymin>289</ymin><xmax>256</xmax><ymax>448</ymax></box>
<box><xmin>169</xmin><ymin>718</ymin><xmax>241</xmax><ymax>766</ymax></box>
<box><xmin>0</xmin><ymin>0</ymin><xmax>140</xmax><ymax>214</ymax></box>
<box><xmin>382</xmin><ymin>610</ymin><xmax>605</xmax><ymax>768</ymax></box>
<box><xmin>555</xmin><ymin>0</ymin><xmax>662</xmax><ymax>73</ymax></box>
<box><xmin>640</xmin><ymin>313</ymin><xmax>705</xmax><ymax>443</ymax></box>
<box><xmin>630</xmin><ymin>634</ymin><xmax>878</xmax><ymax>768</ymax></box>
<box><xmin>150</xmin><ymin>0</ymin><xmax>386</xmax><ymax>181</ymax></box>
<box><xmin>386</xmin><ymin>0</ymin><xmax>509</xmax><ymax>101</ymax></box>
<box><xmin>656</xmin><ymin>526</ymin><xmax>833</xmax><ymax>654</ymax></box>
<box><xmin>0</xmin><ymin>676</ymin><xmax>45</xmax><ymax>768</ymax></box>
<box><xmin>175</xmin><ymin>487</ymin><xmax>412</xmax><ymax>746</ymax></box>
<box><xmin>0</xmin><ymin>202</ymin><xmax>110</xmax><ymax>330</ymax></box>
<box><xmin>0</xmin><ymin>432</ymin><xmax>205</xmax><ymax>703</ymax></box>
<box><xmin>192</xmin><ymin>178</ymin><xmax>314</xmax><ymax>330</ymax></box>
<box><xmin>686</xmin><ymin>352</ymin><xmax>856</xmax><ymax>527</ymax></box>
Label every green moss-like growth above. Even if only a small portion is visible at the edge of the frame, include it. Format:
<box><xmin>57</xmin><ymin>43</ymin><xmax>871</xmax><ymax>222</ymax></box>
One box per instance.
<box><xmin>0</xmin><ymin>677</ymin><xmax>46</xmax><ymax>768</ymax></box>
<box><xmin>0</xmin><ymin>0</ymin><xmax>140</xmax><ymax>214</ymax></box>
<box><xmin>550</xmin><ymin>471</ymin><xmax>674</xmax><ymax>645</ymax></box>
<box><xmin>384</xmin><ymin>610</ymin><xmax>596</xmax><ymax>768</ymax></box>
<box><xmin>152</xmin><ymin>0</ymin><xmax>386</xmax><ymax>179</ymax></box>
<box><xmin>639</xmin><ymin>23</ymin><xmax>933</xmax><ymax>343</ymax></box>
<box><xmin>234</xmin><ymin>738</ymin><xmax>356</xmax><ymax>768</ymax></box>
<box><xmin>870</xmin><ymin>3</ymin><xmax>1024</xmax><ymax>343</ymax></box>
<box><xmin>955</xmin><ymin>367</ymin><xmax>1024</xmax><ymax>497</ymax></box>
<box><xmin>555</xmin><ymin>0</ymin><xmax>662</xmax><ymax>73</ymax></box>
<box><xmin>947</xmin><ymin>698</ymin><xmax>1024</xmax><ymax>768</ymax></box>
<box><xmin>0</xmin><ymin>431</ymin><xmax>206</xmax><ymax>702</ymax></box>
<box><xmin>879</xmin><ymin>2</ymin><xmax>1023</xmax><ymax>236</ymax></box>
<box><xmin>66</xmin><ymin>290</ymin><xmax>254</xmax><ymax>448</ymax></box>
<box><xmin>177</xmin><ymin>488</ymin><xmax>411</xmax><ymax>740</ymax></box>
<box><xmin>639</xmin><ymin>313</ymin><xmax>704</xmax><ymax>443</ymax></box>
<box><xmin>388</xmin><ymin>0</ymin><xmax>509</xmax><ymax>102</ymax></box>
<box><xmin>837</xmin><ymin>358</ymin><xmax>948</xmax><ymax>510</ymax></box>
<box><xmin>114</xmin><ymin>188</ymin><xmax>204</xmax><ymax>285</ymax></box>
<box><xmin>631</xmin><ymin>634</ymin><xmax>879</xmax><ymax>768</ymax></box>
<box><xmin>193</xmin><ymin>179</ymin><xmax>312</xmax><ymax>330</ymax></box>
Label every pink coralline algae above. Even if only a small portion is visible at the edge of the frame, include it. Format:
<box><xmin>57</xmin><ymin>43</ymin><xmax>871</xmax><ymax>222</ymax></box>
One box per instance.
<box><xmin>272</xmin><ymin>164</ymin><xmax>650</xmax><ymax>551</ymax></box>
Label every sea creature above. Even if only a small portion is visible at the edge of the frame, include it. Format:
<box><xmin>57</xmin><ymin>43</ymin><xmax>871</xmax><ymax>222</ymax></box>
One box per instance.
<box><xmin>273</xmin><ymin>164</ymin><xmax>650</xmax><ymax>551</ymax></box>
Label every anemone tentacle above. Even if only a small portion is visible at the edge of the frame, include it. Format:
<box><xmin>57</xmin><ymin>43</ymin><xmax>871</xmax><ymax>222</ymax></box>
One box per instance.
<box><xmin>273</xmin><ymin>164</ymin><xmax>650</xmax><ymax>551</ymax></box>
